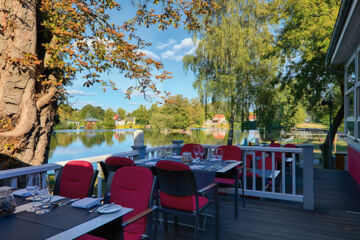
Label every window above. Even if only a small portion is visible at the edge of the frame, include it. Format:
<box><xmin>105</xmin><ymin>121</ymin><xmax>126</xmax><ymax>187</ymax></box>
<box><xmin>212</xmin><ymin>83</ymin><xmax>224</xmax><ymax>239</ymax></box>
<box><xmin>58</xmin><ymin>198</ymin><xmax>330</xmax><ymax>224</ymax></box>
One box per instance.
<box><xmin>345</xmin><ymin>56</ymin><xmax>357</xmax><ymax>138</ymax></box>
<box><xmin>347</xmin><ymin>60</ymin><xmax>356</xmax><ymax>89</ymax></box>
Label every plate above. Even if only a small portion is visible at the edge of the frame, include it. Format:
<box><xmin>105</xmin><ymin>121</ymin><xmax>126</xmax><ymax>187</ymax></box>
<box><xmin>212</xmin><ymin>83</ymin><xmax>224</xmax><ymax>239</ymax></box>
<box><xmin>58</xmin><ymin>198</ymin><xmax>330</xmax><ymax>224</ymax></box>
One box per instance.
<box><xmin>98</xmin><ymin>204</ymin><xmax>122</xmax><ymax>214</ymax></box>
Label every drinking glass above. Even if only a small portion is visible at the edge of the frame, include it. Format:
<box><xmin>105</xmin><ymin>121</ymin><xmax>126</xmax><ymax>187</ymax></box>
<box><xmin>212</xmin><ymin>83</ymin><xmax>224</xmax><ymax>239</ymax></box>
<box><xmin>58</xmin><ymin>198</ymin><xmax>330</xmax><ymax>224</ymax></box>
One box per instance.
<box><xmin>26</xmin><ymin>174</ymin><xmax>40</xmax><ymax>212</ymax></box>
<box><xmin>37</xmin><ymin>188</ymin><xmax>51</xmax><ymax>214</ymax></box>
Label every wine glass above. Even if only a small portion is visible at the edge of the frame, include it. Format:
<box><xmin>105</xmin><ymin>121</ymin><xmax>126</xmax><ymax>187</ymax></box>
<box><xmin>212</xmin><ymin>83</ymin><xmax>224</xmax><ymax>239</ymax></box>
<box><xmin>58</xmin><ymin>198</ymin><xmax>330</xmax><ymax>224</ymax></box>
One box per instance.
<box><xmin>193</xmin><ymin>145</ymin><xmax>200</xmax><ymax>162</ymax></box>
<box><xmin>215</xmin><ymin>148</ymin><xmax>223</xmax><ymax>160</ymax></box>
<box><xmin>199</xmin><ymin>147</ymin><xmax>205</xmax><ymax>161</ymax></box>
<box><xmin>26</xmin><ymin>174</ymin><xmax>40</xmax><ymax>212</ymax></box>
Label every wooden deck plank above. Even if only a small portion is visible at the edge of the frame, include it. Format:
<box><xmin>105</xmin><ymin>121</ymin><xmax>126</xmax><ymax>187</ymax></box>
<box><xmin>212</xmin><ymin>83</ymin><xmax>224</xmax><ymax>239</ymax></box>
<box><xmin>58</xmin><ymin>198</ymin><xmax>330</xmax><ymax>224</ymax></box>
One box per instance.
<box><xmin>155</xmin><ymin>169</ymin><xmax>360</xmax><ymax>240</ymax></box>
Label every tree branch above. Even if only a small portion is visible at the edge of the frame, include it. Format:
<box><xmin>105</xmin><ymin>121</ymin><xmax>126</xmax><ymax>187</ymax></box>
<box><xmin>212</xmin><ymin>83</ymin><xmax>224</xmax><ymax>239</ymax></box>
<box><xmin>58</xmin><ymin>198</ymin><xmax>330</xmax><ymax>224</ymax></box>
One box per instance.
<box><xmin>36</xmin><ymin>84</ymin><xmax>58</xmax><ymax>109</ymax></box>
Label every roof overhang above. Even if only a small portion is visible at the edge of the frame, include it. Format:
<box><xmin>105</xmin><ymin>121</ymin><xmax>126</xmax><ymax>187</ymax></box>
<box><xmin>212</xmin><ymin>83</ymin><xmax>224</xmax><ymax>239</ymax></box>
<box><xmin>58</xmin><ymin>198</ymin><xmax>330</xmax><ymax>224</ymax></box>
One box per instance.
<box><xmin>326</xmin><ymin>0</ymin><xmax>360</xmax><ymax>66</ymax></box>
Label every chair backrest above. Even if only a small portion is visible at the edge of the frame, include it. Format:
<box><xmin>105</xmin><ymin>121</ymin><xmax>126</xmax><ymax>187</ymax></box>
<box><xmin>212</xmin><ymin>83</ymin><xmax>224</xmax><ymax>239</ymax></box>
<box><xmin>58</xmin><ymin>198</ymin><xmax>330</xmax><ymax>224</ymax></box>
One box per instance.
<box><xmin>180</xmin><ymin>143</ymin><xmax>204</xmax><ymax>159</ymax></box>
<box><xmin>218</xmin><ymin>145</ymin><xmax>242</xmax><ymax>161</ymax></box>
<box><xmin>284</xmin><ymin>144</ymin><xmax>297</xmax><ymax>157</ymax></box>
<box><xmin>155</xmin><ymin>160</ymin><xmax>198</xmax><ymax>212</ymax></box>
<box><xmin>258</xmin><ymin>156</ymin><xmax>276</xmax><ymax>170</ymax></box>
<box><xmin>100</xmin><ymin>157</ymin><xmax>135</xmax><ymax>182</ymax></box>
<box><xmin>270</xmin><ymin>142</ymin><xmax>282</xmax><ymax>161</ymax></box>
<box><xmin>54</xmin><ymin>161</ymin><xmax>97</xmax><ymax>199</ymax></box>
<box><xmin>109</xmin><ymin>166</ymin><xmax>154</xmax><ymax>235</ymax></box>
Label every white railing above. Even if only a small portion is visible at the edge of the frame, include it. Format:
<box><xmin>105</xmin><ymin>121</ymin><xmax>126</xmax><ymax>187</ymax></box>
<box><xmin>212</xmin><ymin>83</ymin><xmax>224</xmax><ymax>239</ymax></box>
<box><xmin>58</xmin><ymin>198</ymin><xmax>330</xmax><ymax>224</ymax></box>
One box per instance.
<box><xmin>0</xmin><ymin>143</ymin><xmax>314</xmax><ymax>210</ymax></box>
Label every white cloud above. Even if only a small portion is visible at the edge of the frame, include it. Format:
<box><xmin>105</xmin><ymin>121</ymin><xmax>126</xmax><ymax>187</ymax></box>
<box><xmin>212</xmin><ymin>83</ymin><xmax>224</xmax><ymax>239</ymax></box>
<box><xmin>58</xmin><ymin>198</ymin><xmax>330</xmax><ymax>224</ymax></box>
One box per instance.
<box><xmin>137</xmin><ymin>49</ymin><xmax>160</xmax><ymax>60</ymax></box>
<box><xmin>156</xmin><ymin>39</ymin><xmax>177</xmax><ymax>49</ymax></box>
<box><xmin>172</xmin><ymin>38</ymin><xmax>195</xmax><ymax>51</ymax></box>
<box><xmin>160</xmin><ymin>38</ymin><xmax>198</xmax><ymax>62</ymax></box>
<box><xmin>161</xmin><ymin>50</ymin><xmax>176</xmax><ymax>59</ymax></box>
<box><xmin>67</xmin><ymin>89</ymin><xmax>96</xmax><ymax>96</ymax></box>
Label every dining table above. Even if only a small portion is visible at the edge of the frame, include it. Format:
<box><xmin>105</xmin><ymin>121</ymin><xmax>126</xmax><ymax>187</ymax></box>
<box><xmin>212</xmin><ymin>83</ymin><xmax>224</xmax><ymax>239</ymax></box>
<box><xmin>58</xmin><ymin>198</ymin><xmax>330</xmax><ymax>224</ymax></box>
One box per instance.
<box><xmin>137</xmin><ymin>156</ymin><xmax>242</xmax><ymax>190</ymax></box>
<box><xmin>0</xmin><ymin>195</ymin><xmax>132</xmax><ymax>240</ymax></box>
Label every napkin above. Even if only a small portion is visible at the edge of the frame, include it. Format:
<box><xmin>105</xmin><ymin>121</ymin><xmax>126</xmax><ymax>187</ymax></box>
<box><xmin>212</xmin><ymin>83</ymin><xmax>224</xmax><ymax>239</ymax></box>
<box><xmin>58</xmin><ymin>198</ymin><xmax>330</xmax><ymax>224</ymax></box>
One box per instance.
<box><xmin>172</xmin><ymin>156</ymin><xmax>182</xmax><ymax>160</ymax></box>
<box><xmin>12</xmin><ymin>188</ymin><xmax>32</xmax><ymax>197</ymax></box>
<box><xmin>210</xmin><ymin>158</ymin><xmax>222</xmax><ymax>162</ymax></box>
<box><xmin>71</xmin><ymin>197</ymin><xmax>101</xmax><ymax>209</ymax></box>
<box><xmin>145</xmin><ymin>161</ymin><xmax>157</xmax><ymax>166</ymax></box>
<box><xmin>190</xmin><ymin>165</ymin><xmax>205</xmax><ymax>170</ymax></box>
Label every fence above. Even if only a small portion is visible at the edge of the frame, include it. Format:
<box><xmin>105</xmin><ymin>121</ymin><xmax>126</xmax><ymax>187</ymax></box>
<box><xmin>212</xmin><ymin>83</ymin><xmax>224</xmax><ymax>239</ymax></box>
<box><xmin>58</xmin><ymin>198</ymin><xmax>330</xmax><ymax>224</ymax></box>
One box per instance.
<box><xmin>0</xmin><ymin>139</ymin><xmax>314</xmax><ymax>210</ymax></box>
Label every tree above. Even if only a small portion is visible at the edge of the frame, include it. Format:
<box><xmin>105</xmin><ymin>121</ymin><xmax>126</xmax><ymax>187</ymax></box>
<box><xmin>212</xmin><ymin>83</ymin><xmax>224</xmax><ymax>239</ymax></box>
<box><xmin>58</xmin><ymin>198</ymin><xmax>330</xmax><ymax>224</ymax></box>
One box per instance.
<box><xmin>0</xmin><ymin>0</ymin><xmax>215</xmax><ymax>167</ymax></box>
<box><xmin>184</xmin><ymin>0</ymin><xmax>278</xmax><ymax>145</ymax></box>
<box><xmin>132</xmin><ymin>105</ymin><xmax>149</xmax><ymax>125</ymax></box>
<box><xmin>103</xmin><ymin>108</ymin><xmax>116</xmax><ymax>129</ymax></box>
<box><xmin>116</xmin><ymin>107</ymin><xmax>126</xmax><ymax>120</ymax></box>
<box><xmin>162</xmin><ymin>95</ymin><xmax>190</xmax><ymax>129</ymax></box>
<box><xmin>79</xmin><ymin>104</ymin><xmax>104</xmax><ymax>120</ymax></box>
<box><xmin>274</xmin><ymin>0</ymin><xmax>341</xmax><ymax>167</ymax></box>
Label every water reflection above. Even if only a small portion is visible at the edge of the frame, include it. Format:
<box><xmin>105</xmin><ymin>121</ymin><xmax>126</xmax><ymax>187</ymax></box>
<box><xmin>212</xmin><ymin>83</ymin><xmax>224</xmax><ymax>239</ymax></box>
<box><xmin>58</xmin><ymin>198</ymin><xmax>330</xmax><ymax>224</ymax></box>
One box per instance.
<box><xmin>48</xmin><ymin>129</ymin><xmax>259</xmax><ymax>163</ymax></box>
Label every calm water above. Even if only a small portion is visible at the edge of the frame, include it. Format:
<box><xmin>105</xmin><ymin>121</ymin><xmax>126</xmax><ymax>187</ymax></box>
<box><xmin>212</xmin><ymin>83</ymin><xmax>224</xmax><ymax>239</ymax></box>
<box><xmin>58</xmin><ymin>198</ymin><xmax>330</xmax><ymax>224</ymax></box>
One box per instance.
<box><xmin>48</xmin><ymin>129</ymin><xmax>260</xmax><ymax>163</ymax></box>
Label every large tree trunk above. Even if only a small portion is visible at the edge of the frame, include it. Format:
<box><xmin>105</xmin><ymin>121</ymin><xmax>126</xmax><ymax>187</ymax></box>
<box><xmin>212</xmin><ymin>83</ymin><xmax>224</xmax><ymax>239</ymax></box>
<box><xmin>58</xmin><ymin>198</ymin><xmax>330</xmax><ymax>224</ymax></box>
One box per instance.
<box><xmin>227</xmin><ymin>98</ymin><xmax>235</xmax><ymax>145</ymax></box>
<box><xmin>320</xmin><ymin>80</ymin><xmax>344</xmax><ymax>169</ymax></box>
<box><xmin>0</xmin><ymin>0</ymin><xmax>57</xmax><ymax>169</ymax></box>
<box><xmin>320</xmin><ymin>103</ymin><xmax>344</xmax><ymax>169</ymax></box>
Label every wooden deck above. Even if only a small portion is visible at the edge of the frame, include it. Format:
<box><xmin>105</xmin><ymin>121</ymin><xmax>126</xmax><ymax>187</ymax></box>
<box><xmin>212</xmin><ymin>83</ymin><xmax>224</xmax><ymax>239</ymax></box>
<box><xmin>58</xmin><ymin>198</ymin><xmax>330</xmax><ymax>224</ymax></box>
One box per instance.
<box><xmin>156</xmin><ymin>169</ymin><xmax>360</xmax><ymax>240</ymax></box>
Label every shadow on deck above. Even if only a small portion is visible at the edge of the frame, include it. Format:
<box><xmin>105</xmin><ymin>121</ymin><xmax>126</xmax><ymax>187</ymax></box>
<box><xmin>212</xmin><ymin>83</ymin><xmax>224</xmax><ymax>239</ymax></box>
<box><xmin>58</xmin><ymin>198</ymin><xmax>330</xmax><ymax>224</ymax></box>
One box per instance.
<box><xmin>156</xmin><ymin>169</ymin><xmax>360</xmax><ymax>240</ymax></box>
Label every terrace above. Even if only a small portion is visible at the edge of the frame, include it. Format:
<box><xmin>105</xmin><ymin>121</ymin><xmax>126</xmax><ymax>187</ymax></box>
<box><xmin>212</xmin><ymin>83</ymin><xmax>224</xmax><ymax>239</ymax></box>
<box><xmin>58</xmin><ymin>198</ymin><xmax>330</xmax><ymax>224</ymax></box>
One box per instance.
<box><xmin>0</xmin><ymin>136</ymin><xmax>359</xmax><ymax>239</ymax></box>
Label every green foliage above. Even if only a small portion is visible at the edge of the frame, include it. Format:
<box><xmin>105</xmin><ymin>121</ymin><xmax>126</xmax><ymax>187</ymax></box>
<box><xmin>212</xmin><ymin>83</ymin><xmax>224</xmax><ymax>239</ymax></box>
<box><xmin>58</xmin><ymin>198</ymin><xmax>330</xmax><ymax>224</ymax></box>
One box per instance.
<box><xmin>274</xmin><ymin>0</ymin><xmax>342</xmax><ymax>118</ymax></box>
<box><xmin>79</xmin><ymin>104</ymin><xmax>105</xmax><ymax>120</ymax></box>
<box><xmin>116</xmin><ymin>108</ymin><xmax>126</xmax><ymax>120</ymax></box>
<box><xmin>132</xmin><ymin>105</ymin><xmax>150</xmax><ymax>125</ymax></box>
<box><xmin>162</xmin><ymin>95</ymin><xmax>190</xmax><ymax>129</ymax></box>
<box><xmin>103</xmin><ymin>108</ymin><xmax>116</xmax><ymax>129</ymax></box>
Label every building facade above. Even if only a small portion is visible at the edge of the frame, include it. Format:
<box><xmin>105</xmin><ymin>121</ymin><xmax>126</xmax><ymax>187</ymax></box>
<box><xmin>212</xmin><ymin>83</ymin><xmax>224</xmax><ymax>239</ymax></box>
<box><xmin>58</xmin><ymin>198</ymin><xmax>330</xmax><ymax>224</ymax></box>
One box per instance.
<box><xmin>327</xmin><ymin>0</ymin><xmax>360</xmax><ymax>185</ymax></box>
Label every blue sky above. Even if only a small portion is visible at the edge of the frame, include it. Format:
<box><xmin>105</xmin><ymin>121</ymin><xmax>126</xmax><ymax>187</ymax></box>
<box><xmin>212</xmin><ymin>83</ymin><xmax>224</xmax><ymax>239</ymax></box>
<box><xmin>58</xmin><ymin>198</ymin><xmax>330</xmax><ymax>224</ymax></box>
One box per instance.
<box><xmin>66</xmin><ymin>4</ymin><xmax>198</xmax><ymax>113</ymax></box>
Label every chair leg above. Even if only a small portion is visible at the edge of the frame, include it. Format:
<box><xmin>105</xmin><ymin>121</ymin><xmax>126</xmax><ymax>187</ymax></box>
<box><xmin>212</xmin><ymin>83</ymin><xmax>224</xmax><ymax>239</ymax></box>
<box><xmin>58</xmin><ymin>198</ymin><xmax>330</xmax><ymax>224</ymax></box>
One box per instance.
<box><xmin>194</xmin><ymin>212</ymin><xmax>199</xmax><ymax>240</ymax></box>
<box><xmin>235</xmin><ymin>180</ymin><xmax>238</xmax><ymax>219</ymax></box>
<box><xmin>240</xmin><ymin>178</ymin><xmax>246</xmax><ymax>208</ymax></box>
<box><xmin>174</xmin><ymin>216</ymin><xmax>178</xmax><ymax>232</ymax></box>
<box><xmin>164</xmin><ymin>213</ymin><xmax>168</xmax><ymax>232</ymax></box>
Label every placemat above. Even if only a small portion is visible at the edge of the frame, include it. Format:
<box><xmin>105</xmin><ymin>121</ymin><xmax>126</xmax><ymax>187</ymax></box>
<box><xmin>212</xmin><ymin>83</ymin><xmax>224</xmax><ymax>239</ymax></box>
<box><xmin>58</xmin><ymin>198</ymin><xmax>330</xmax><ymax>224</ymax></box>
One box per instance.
<box><xmin>15</xmin><ymin>204</ymin><xmax>99</xmax><ymax>231</ymax></box>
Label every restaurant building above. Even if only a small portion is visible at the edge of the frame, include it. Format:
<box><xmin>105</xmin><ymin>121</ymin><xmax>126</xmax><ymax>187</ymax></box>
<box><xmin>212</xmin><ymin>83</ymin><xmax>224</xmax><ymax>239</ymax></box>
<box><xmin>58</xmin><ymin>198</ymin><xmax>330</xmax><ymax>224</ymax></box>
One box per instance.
<box><xmin>326</xmin><ymin>0</ymin><xmax>360</xmax><ymax>185</ymax></box>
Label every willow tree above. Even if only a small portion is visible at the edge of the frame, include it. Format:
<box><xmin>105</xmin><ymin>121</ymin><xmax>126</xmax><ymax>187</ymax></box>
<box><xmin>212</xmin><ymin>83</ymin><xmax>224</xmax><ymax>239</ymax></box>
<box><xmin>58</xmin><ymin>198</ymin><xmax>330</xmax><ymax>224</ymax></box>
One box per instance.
<box><xmin>0</xmin><ymin>0</ymin><xmax>215</xmax><ymax>168</ymax></box>
<box><xmin>184</xmin><ymin>0</ymin><xmax>278</xmax><ymax>145</ymax></box>
<box><xmin>274</xmin><ymin>0</ymin><xmax>341</xmax><ymax>167</ymax></box>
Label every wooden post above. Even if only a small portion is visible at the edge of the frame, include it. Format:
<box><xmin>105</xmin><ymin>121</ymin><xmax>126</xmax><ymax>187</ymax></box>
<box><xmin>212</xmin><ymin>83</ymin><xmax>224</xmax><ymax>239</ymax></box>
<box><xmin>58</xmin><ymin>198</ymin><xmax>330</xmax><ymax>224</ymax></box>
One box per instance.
<box><xmin>302</xmin><ymin>144</ymin><xmax>314</xmax><ymax>210</ymax></box>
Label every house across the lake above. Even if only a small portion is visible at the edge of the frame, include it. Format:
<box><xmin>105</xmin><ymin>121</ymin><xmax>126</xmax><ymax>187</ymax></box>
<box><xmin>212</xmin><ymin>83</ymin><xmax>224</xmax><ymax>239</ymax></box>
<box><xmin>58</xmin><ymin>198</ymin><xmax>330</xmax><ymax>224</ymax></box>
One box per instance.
<box><xmin>212</xmin><ymin>114</ymin><xmax>227</xmax><ymax>124</ymax></box>
<box><xmin>85</xmin><ymin>117</ymin><xmax>100</xmax><ymax>129</ymax></box>
<box><xmin>114</xmin><ymin>114</ymin><xmax>136</xmax><ymax>126</ymax></box>
<box><xmin>326</xmin><ymin>0</ymin><xmax>360</xmax><ymax>185</ymax></box>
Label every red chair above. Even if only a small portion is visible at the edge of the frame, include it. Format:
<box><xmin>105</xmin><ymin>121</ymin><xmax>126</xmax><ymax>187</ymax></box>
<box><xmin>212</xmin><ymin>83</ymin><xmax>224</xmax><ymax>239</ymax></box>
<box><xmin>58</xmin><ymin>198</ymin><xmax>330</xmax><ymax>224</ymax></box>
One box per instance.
<box><xmin>78</xmin><ymin>166</ymin><xmax>156</xmax><ymax>240</ymax></box>
<box><xmin>53</xmin><ymin>161</ymin><xmax>98</xmax><ymax>199</ymax></box>
<box><xmin>214</xmin><ymin>145</ymin><xmax>245</xmax><ymax>218</ymax></box>
<box><xmin>100</xmin><ymin>156</ymin><xmax>135</xmax><ymax>182</ymax></box>
<box><xmin>155</xmin><ymin>160</ymin><xmax>219</xmax><ymax>240</ymax></box>
<box><xmin>180</xmin><ymin>143</ymin><xmax>204</xmax><ymax>159</ymax></box>
<box><xmin>270</xmin><ymin>142</ymin><xmax>282</xmax><ymax>165</ymax></box>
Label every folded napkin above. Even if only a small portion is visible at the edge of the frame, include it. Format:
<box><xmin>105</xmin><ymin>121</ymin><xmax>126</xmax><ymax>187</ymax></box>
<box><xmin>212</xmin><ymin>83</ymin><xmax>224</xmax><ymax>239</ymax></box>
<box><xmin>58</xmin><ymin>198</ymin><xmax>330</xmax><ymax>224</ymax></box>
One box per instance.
<box><xmin>145</xmin><ymin>161</ymin><xmax>157</xmax><ymax>166</ymax></box>
<box><xmin>71</xmin><ymin>197</ymin><xmax>101</xmax><ymax>209</ymax></box>
<box><xmin>51</xmin><ymin>195</ymin><xmax>65</xmax><ymax>203</ymax></box>
<box><xmin>210</xmin><ymin>158</ymin><xmax>222</xmax><ymax>162</ymax></box>
<box><xmin>12</xmin><ymin>188</ymin><xmax>32</xmax><ymax>197</ymax></box>
<box><xmin>172</xmin><ymin>156</ymin><xmax>182</xmax><ymax>160</ymax></box>
<box><xmin>190</xmin><ymin>165</ymin><xmax>205</xmax><ymax>170</ymax></box>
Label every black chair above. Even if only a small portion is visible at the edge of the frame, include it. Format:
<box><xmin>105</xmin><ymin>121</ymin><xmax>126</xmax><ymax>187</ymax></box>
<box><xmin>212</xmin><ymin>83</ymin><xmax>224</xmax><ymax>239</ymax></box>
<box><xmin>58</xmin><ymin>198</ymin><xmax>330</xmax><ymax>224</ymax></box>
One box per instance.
<box><xmin>155</xmin><ymin>160</ymin><xmax>219</xmax><ymax>240</ymax></box>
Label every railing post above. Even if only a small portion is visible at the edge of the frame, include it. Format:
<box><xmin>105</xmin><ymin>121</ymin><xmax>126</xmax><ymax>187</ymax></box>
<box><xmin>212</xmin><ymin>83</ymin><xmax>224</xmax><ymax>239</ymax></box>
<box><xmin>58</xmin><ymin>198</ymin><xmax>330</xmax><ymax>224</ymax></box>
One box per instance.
<box><xmin>302</xmin><ymin>144</ymin><xmax>314</xmax><ymax>210</ymax></box>
<box><xmin>171</xmin><ymin>140</ymin><xmax>184</xmax><ymax>156</ymax></box>
<box><xmin>132</xmin><ymin>130</ymin><xmax>147</xmax><ymax>160</ymax></box>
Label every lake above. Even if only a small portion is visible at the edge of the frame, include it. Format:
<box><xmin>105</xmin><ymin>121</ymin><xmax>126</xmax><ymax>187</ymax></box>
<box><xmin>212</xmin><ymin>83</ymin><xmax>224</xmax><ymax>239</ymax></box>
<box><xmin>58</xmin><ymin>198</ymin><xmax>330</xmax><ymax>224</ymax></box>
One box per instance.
<box><xmin>48</xmin><ymin>129</ymin><xmax>260</xmax><ymax>163</ymax></box>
